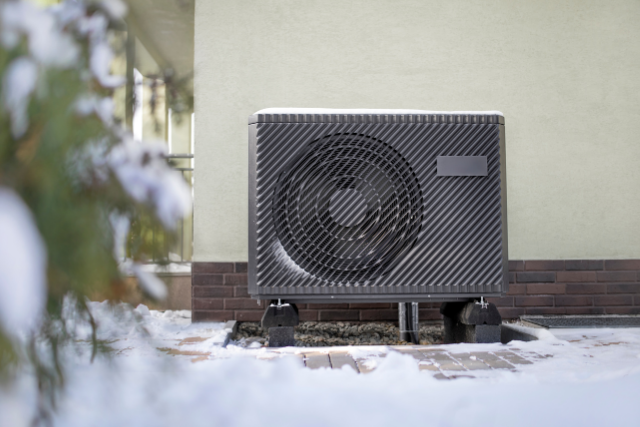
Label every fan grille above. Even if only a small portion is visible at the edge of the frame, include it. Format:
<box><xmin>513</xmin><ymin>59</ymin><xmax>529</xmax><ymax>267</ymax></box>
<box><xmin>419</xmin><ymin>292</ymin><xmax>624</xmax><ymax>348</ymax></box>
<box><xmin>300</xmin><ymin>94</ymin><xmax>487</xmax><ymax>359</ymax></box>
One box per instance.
<box><xmin>272</xmin><ymin>133</ymin><xmax>423</xmax><ymax>283</ymax></box>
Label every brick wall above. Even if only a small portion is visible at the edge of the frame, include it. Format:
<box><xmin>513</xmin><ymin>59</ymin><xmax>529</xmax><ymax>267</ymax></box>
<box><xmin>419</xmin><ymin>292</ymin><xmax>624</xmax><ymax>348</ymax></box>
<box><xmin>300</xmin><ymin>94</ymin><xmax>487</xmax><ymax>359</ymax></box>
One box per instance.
<box><xmin>191</xmin><ymin>260</ymin><xmax>640</xmax><ymax>322</ymax></box>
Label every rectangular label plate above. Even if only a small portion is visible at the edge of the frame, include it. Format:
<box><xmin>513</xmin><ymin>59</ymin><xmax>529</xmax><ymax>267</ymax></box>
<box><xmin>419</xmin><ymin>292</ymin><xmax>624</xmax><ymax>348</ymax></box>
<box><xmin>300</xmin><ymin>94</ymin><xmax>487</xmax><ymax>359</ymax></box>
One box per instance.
<box><xmin>437</xmin><ymin>156</ymin><xmax>487</xmax><ymax>176</ymax></box>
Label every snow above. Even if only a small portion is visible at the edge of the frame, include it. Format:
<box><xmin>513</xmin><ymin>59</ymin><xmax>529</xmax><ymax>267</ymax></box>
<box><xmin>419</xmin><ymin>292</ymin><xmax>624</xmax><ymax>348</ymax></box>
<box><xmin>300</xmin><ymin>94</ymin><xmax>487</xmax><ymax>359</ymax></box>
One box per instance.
<box><xmin>1</xmin><ymin>56</ymin><xmax>38</xmax><ymax>138</ymax></box>
<box><xmin>1</xmin><ymin>1</ymin><xmax>79</xmax><ymax>67</ymax></box>
<box><xmin>2</xmin><ymin>302</ymin><xmax>640</xmax><ymax>427</ymax></box>
<box><xmin>90</xmin><ymin>41</ymin><xmax>125</xmax><ymax>88</ymax></box>
<box><xmin>0</xmin><ymin>187</ymin><xmax>46</xmax><ymax>332</ymax></box>
<box><xmin>108</xmin><ymin>135</ymin><xmax>192</xmax><ymax>229</ymax></box>
<box><xmin>255</xmin><ymin>108</ymin><xmax>505</xmax><ymax>116</ymax></box>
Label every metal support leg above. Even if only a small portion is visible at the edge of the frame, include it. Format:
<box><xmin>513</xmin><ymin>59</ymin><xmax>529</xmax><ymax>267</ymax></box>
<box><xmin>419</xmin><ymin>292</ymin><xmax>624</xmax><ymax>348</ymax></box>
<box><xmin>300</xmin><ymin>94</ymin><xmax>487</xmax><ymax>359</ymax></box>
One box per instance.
<box><xmin>398</xmin><ymin>302</ymin><xmax>419</xmax><ymax>344</ymax></box>
<box><xmin>261</xmin><ymin>300</ymin><xmax>299</xmax><ymax>347</ymax></box>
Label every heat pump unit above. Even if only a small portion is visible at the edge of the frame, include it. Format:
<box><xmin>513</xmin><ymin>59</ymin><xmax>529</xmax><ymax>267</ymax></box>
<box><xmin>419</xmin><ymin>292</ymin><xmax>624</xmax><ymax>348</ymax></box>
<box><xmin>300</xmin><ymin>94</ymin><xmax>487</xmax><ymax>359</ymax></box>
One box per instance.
<box><xmin>248</xmin><ymin>108</ymin><xmax>508</xmax><ymax>304</ymax></box>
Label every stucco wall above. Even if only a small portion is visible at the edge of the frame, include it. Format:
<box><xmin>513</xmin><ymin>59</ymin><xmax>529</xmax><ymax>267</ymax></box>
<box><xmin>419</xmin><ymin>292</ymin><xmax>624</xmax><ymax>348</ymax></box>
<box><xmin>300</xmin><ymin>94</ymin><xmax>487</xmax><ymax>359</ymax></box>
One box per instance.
<box><xmin>193</xmin><ymin>0</ymin><xmax>640</xmax><ymax>262</ymax></box>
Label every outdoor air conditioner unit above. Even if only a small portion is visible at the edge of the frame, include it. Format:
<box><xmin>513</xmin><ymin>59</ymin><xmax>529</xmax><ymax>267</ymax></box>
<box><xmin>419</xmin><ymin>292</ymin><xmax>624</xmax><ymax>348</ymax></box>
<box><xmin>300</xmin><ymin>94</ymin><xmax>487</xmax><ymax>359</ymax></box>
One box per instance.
<box><xmin>248</xmin><ymin>108</ymin><xmax>508</xmax><ymax>344</ymax></box>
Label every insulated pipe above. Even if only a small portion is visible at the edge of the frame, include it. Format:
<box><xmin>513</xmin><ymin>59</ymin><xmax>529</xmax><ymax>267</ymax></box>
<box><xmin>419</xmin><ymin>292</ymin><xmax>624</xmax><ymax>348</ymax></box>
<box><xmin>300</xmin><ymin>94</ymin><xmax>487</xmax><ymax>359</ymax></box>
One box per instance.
<box><xmin>399</xmin><ymin>302</ymin><xmax>419</xmax><ymax>344</ymax></box>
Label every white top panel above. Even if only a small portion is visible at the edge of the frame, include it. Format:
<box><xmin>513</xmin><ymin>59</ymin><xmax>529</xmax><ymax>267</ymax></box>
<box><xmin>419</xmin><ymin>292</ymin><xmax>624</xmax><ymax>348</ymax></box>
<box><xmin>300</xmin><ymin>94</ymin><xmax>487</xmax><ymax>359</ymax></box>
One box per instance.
<box><xmin>254</xmin><ymin>108</ymin><xmax>504</xmax><ymax>116</ymax></box>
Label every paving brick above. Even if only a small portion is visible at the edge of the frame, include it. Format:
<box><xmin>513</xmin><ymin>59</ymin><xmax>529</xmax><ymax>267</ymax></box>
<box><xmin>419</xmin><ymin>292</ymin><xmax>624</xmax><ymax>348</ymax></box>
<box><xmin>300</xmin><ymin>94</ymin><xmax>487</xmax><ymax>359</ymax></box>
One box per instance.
<box><xmin>192</xmin><ymin>262</ymin><xmax>234</xmax><ymax>274</ymax></box>
<box><xmin>554</xmin><ymin>295</ymin><xmax>593</xmax><ymax>306</ymax></box>
<box><xmin>605</xmin><ymin>260</ymin><xmax>640</xmax><ymax>270</ymax></box>
<box><xmin>192</xmin><ymin>274</ymin><xmax>223</xmax><ymax>286</ymax></box>
<box><xmin>307</xmin><ymin>303</ymin><xmax>351</xmax><ymax>310</ymax></box>
<box><xmin>192</xmin><ymin>299</ymin><xmax>223</xmax><ymax>310</ymax></box>
<box><xmin>224</xmin><ymin>299</ymin><xmax>264</xmax><ymax>310</ymax></box>
<box><xmin>192</xmin><ymin>310</ymin><xmax>234</xmax><ymax>322</ymax></box>
<box><xmin>565</xmin><ymin>307</ymin><xmax>605</xmax><ymax>315</ymax></box>
<box><xmin>515</xmin><ymin>296</ymin><xmax>554</xmax><ymax>307</ymax></box>
<box><xmin>565</xmin><ymin>260</ymin><xmax>604</xmax><ymax>271</ymax></box>
<box><xmin>505</xmin><ymin>284</ymin><xmax>526</xmax><ymax>295</ymax></box>
<box><xmin>516</xmin><ymin>272</ymin><xmax>555</xmax><ymax>283</ymax></box>
<box><xmin>508</xmin><ymin>272</ymin><xmax>516</xmax><ymax>283</ymax></box>
<box><xmin>607</xmin><ymin>284</ymin><xmax>640</xmax><ymax>294</ymax></box>
<box><xmin>525</xmin><ymin>307</ymin><xmax>567</xmax><ymax>315</ymax></box>
<box><xmin>319</xmin><ymin>310</ymin><xmax>360</xmax><ymax>321</ymax></box>
<box><xmin>597</xmin><ymin>271</ymin><xmax>637</xmax><ymax>282</ymax></box>
<box><xmin>349</xmin><ymin>303</ymin><xmax>392</xmax><ymax>309</ymax></box>
<box><xmin>193</xmin><ymin>286</ymin><xmax>233</xmax><ymax>298</ymax></box>
<box><xmin>235</xmin><ymin>262</ymin><xmax>248</xmax><ymax>273</ymax></box>
<box><xmin>526</xmin><ymin>283</ymin><xmax>566</xmax><ymax>295</ymax></box>
<box><xmin>486</xmin><ymin>297</ymin><xmax>513</xmax><ymax>307</ymax></box>
<box><xmin>594</xmin><ymin>295</ymin><xmax>633</xmax><ymax>306</ymax></box>
<box><xmin>556</xmin><ymin>271</ymin><xmax>597</xmax><ymax>283</ymax></box>
<box><xmin>235</xmin><ymin>311</ymin><xmax>263</xmax><ymax>322</ymax></box>
<box><xmin>566</xmin><ymin>283</ymin><xmax>607</xmax><ymax>294</ymax></box>
<box><xmin>359</xmin><ymin>309</ymin><xmax>398</xmax><ymax>321</ymax></box>
<box><xmin>605</xmin><ymin>306</ymin><xmax>640</xmax><ymax>315</ymax></box>
<box><xmin>298</xmin><ymin>310</ymin><xmax>319</xmax><ymax>321</ymax></box>
<box><xmin>496</xmin><ymin>307</ymin><xmax>525</xmax><ymax>319</ymax></box>
<box><xmin>234</xmin><ymin>286</ymin><xmax>250</xmax><ymax>298</ymax></box>
<box><xmin>418</xmin><ymin>309</ymin><xmax>442</xmax><ymax>320</ymax></box>
<box><xmin>508</xmin><ymin>261</ymin><xmax>524</xmax><ymax>271</ymax></box>
<box><xmin>224</xmin><ymin>273</ymin><xmax>248</xmax><ymax>286</ymax></box>
<box><xmin>525</xmin><ymin>260</ymin><xmax>565</xmax><ymax>271</ymax></box>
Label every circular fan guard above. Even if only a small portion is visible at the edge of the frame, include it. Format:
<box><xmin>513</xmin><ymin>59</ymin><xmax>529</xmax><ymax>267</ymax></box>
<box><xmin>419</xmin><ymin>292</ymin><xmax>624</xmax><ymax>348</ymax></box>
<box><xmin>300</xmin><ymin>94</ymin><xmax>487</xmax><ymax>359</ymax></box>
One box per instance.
<box><xmin>272</xmin><ymin>133</ymin><xmax>423</xmax><ymax>283</ymax></box>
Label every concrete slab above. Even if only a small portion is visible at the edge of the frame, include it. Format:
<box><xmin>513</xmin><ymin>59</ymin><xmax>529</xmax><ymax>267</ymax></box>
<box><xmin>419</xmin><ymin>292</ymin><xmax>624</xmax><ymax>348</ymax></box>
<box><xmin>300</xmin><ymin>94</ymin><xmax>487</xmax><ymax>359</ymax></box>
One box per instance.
<box><xmin>304</xmin><ymin>352</ymin><xmax>331</xmax><ymax>370</ymax></box>
<box><xmin>329</xmin><ymin>353</ymin><xmax>359</xmax><ymax>372</ymax></box>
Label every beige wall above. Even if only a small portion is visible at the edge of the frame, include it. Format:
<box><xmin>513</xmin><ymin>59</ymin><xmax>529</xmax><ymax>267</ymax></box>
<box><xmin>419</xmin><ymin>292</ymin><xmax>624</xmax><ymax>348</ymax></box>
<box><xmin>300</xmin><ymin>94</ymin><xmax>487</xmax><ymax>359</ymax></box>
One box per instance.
<box><xmin>193</xmin><ymin>0</ymin><xmax>640</xmax><ymax>262</ymax></box>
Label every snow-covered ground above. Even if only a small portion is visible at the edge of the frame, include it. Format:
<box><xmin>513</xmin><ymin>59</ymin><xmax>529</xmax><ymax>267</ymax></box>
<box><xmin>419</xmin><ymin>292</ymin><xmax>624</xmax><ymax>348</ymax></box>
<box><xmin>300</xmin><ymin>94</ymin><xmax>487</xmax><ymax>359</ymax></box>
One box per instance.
<box><xmin>2</xmin><ymin>302</ymin><xmax>640</xmax><ymax>427</ymax></box>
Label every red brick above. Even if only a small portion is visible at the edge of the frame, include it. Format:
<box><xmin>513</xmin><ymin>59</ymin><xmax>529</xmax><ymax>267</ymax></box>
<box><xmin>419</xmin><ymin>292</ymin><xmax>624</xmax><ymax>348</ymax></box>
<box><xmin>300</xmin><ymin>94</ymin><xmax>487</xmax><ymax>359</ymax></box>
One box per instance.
<box><xmin>525</xmin><ymin>260</ymin><xmax>565</xmax><ymax>271</ymax></box>
<box><xmin>525</xmin><ymin>307</ymin><xmax>567</xmax><ymax>315</ymax></box>
<box><xmin>359</xmin><ymin>310</ymin><xmax>398</xmax><ymax>321</ymax></box>
<box><xmin>526</xmin><ymin>283</ymin><xmax>566</xmax><ymax>295</ymax></box>
<box><xmin>556</xmin><ymin>271</ymin><xmax>597</xmax><ymax>282</ymax></box>
<box><xmin>554</xmin><ymin>295</ymin><xmax>593</xmax><ymax>306</ymax></box>
<box><xmin>565</xmin><ymin>260</ymin><xmax>604</xmax><ymax>271</ymax></box>
<box><xmin>516</xmin><ymin>272</ymin><xmax>555</xmax><ymax>283</ymax></box>
<box><xmin>319</xmin><ymin>310</ymin><xmax>360</xmax><ymax>321</ymax></box>
<box><xmin>566</xmin><ymin>284</ymin><xmax>606</xmax><ymax>294</ymax></box>
<box><xmin>193</xmin><ymin>286</ymin><xmax>233</xmax><ymax>298</ymax></box>
<box><xmin>509</xmin><ymin>261</ymin><xmax>524</xmax><ymax>271</ymax></box>
<box><xmin>234</xmin><ymin>286</ymin><xmax>250</xmax><ymax>298</ymax></box>
<box><xmin>235</xmin><ymin>311</ymin><xmax>263</xmax><ymax>322</ymax></box>
<box><xmin>486</xmin><ymin>297</ymin><xmax>513</xmax><ymax>307</ymax></box>
<box><xmin>505</xmin><ymin>284</ymin><xmax>526</xmax><ymax>295</ymax></box>
<box><xmin>298</xmin><ymin>310</ymin><xmax>318</xmax><ymax>321</ymax></box>
<box><xmin>418</xmin><ymin>309</ymin><xmax>443</xmax><ymax>320</ymax></box>
<box><xmin>192</xmin><ymin>262</ymin><xmax>234</xmax><ymax>274</ymax></box>
<box><xmin>566</xmin><ymin>307</ymin><xmax>605</xmax><ymax>315</ymax></box>
<box><xmin>192</xmin><ymin>274</ymin><xmax>223</xmax><ymax>286</ymax></box>
<box><xmin>307</xmin><ymin>303</ymin><xmax>351</xmax><ymax>310</ymax></box>
<box><xmin>235</xmin><ymin>262</ymin><xmax>248</xmax><ymax>273</ymax></box>
<box><xmin>192</xmin><ymin>299</ymin><xmax>223</xmax><ymax>310</ymax></box>
<box><xmin>224</xmin><ymin>273</ymin><xmax>248</xmax><ymax>286</ymax></box>
<box><xmin>594</xmin><ymin>295</ymin><xmax>633</xmax><ymax>306</ymax></box>
<box><xmin>192</xmin><ymin>310</ymin><xmax>233</xmax><ymax>322</ymax></box>
<box><xmin>224</xmin><ymin>299</ymin><xmax>264</xmax><ymax>310</ymax></box>
<box><xmin>636</xmin><ymin>296</ymin><xmax>640</xmax><ymax>305</ymax></box>
<box><xmin>497</xmin><ymin>307</ymin><xmax>525</xmax><ymax>319</ymax></box>
<box><xmin>418</xmin><ymin>302</ymin><xmax>441</xmax><ymax>309</ymax></box>
<box><xmin>604</xmin><ymin>260</ymin><xmax>640</xmax><ymax>270</ymax></box>
<box><xmin>605</xmin><ymin>307</ymin><xmax>640</xmax><ymax>315</ymax></box>
<box><xmin>508</xmin><ymin>272</ymin><xmax>516</xmax><ymax>283</ymax></box>
<box><xmin>349</xmin><ymin>303</ymin><xmax>391</xmax><ymax>309</ymax></box>
<box><xmin>515</xmin><ymin>296</ymin><xmax>554</xmax><ymax>307</ymax></box>
<box><xmin>597</xmin><ymin>271</ymin><xmax>637</xmax><ymax>282</ymax></box>
<box><xmin>607</xmin><ymin>284</ymin><xmax>640</xmax><ymax>294</ymax></box>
